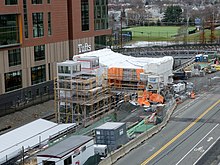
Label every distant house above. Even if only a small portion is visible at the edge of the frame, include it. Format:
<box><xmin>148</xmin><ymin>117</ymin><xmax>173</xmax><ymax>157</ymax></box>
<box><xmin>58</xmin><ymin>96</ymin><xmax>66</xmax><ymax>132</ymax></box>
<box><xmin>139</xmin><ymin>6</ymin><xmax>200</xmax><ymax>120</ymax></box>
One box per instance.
<box><xmin>37</xmin><ymin>135</ymin><xmax>94</xmax><ymax>165</ymax></box>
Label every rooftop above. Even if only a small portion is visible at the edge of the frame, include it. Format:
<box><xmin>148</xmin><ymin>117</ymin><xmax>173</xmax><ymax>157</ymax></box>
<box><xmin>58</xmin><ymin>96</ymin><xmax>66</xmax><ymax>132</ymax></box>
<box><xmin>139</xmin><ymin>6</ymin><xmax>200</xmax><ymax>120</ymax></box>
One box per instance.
<box><xmin>37</xmin><ymin>135</ymin><xmax>93</xmax><ymax>158</ymax></box>
<box><xmin>73</xmin><ymin>48</ymin><xmax>173</xmax><ymax>70</ymax></box>
<box><xmin>95</xmin><ymin>122</ymin><xmax>125</xmax><ymax>130</ymax></box>
<box><xmin>0</xmin><ymin>119</ymin><xmax>75</xmax><ymax>164</ymax></box>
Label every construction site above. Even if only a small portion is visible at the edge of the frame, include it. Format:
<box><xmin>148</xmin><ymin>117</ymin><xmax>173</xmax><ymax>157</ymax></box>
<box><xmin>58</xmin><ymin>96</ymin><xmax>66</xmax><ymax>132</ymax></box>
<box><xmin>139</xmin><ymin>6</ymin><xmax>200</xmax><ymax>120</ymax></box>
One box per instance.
<box><xmin>54</xmin><ymin>48</ymin><xmax>174</xmax><ymax>127</ymax></box>
<box><xmin>1</xmin><ymin>48</ymin><xmax>220</xmax><ymax>165</ymax></box>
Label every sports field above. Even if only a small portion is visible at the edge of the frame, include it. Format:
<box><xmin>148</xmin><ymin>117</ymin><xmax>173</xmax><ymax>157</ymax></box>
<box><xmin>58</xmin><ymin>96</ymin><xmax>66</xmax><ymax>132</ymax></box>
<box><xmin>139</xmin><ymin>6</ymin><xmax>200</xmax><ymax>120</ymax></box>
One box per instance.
<box><xmin>123</xmin><ymin>26</ymin><xmax>196</xmax><ymax>41</ymax></box>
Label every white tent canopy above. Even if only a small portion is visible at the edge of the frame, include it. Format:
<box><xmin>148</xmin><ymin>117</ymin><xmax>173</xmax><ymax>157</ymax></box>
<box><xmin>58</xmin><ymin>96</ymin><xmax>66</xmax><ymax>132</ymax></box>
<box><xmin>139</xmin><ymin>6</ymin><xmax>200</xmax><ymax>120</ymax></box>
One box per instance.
<box><xmin>73</xmin><ymin>48</ymin><xmax>173</xmax><ymax>75</ymax></box>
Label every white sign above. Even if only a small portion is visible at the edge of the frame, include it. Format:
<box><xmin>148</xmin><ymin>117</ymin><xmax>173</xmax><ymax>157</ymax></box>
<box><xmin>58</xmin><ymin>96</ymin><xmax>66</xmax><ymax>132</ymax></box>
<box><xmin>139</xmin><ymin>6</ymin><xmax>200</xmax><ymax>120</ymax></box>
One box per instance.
<box><xmin>78</xmin><ymin>43</ymin><xmax>91</xmax><ymax>53</ymax></box>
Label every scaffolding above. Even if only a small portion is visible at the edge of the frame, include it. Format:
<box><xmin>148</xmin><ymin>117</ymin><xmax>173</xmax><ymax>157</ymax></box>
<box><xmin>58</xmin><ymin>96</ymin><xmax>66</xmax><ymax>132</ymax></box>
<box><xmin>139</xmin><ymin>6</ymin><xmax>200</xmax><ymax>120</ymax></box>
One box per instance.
<box><xmin>108</xmin><ymin>68</ymin><xmax>146</xmax><ymax>93</ymax></box>
<box><xmin>54</xmin><ymin>59</ymin><xmax>121</xmax><ymax>127</ymax></box>
<box><xmin>54</xmin><ymin>74</ymin><xmax>116</xmax><ymax>127</ymax></box>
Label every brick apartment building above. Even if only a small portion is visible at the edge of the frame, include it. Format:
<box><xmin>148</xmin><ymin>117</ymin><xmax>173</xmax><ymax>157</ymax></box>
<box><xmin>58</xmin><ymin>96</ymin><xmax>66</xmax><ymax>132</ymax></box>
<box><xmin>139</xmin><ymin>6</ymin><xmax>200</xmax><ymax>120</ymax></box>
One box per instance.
<box><xmin>0</xmin><ymin>0</ymin><xmax>111</xmax><ymax>115</ymax></box>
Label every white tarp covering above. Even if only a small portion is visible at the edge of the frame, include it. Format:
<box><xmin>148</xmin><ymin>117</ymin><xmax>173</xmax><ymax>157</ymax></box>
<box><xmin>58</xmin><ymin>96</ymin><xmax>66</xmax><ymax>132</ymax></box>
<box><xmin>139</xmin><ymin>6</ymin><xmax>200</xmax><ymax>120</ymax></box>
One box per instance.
<box><xmin>0</xmin><ymin>119</ymin><xmax>75</xmax><ymax>164</ymax></box>
<box><xmin>73</xmin><ymin>48</ymin><xmax>173</xmax><ymax>72</ymax></box>
<box><xmin>73</xmin><ymin>49</ymin><xmax>173</xmax><ymax>84</ymax></box>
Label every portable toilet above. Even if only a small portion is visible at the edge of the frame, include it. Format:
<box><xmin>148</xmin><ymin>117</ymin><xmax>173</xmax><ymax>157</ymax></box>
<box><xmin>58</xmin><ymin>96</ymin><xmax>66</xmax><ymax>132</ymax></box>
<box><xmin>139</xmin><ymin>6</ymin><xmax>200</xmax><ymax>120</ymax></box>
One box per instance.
<box><xmin>195</xmin><ymin>54</ymin><xmax>202</xmax><ymax>62</ymax></box>
<box><xmin>202</xmin><ymin>55</ymin><xmax>209</xmax><ymax>63</ymax></box>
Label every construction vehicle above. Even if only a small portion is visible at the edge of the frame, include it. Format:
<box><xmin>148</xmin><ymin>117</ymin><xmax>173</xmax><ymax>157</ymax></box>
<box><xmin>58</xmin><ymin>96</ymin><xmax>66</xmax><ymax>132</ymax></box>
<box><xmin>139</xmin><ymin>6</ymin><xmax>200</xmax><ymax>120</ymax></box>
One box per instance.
<box><xmin>204</xmin><ymin>65</ymin><xmax>217</xmax><ymax>74</ymax></box>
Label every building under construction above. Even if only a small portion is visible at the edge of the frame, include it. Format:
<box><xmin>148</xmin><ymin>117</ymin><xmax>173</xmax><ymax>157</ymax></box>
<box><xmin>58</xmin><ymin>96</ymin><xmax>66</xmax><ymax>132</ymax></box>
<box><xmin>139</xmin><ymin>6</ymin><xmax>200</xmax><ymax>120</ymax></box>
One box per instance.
<box><xmin>55</xmin><ymin>49</ymin><xmax>174</xmax><ymax>126</ymax></box>
<box><xmin>54</xmin><ymin>59</ymin><xmax>117</xmax><ymax>127</ymax></box>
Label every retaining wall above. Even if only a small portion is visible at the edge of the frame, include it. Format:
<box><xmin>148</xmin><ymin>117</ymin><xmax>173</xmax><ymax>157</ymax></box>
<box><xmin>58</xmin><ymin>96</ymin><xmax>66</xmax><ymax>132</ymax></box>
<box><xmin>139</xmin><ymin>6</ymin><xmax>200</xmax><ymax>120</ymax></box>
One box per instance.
<box><xmin>99</xmin><ymin>99</ymin><xmax>177</xmax><ymax>165</ymax></box>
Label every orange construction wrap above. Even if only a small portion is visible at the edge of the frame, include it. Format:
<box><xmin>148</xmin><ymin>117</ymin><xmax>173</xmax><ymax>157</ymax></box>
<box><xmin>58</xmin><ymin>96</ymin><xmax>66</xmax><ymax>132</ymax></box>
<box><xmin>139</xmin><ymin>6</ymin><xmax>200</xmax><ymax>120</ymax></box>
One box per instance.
<box><xmin>108</xmin><ymin>68</ymin><xmax>123</xmax><ymax>80</ymax></box>
<box><xmin>138</xmin><ymin>97</ymin><xmax>143</xmax><ymax>105</ymax></box>
<box><xmin>136</xmin><ymin>69</ymin><xmax>144</xmax><ymax>80</ymax></box>
<box><xmin>143</xmin><ymin>100</ymin><xmax>150</xmax><ymax>106</ymax></box>
<box><xmin>137</xmin><ymin>96</ymin><xmax>150</xmax><ymax>106</ymax></box>
<box><xmin>143</xmin><ymin>90</ymin><xmax>152</xmax><ymax>100</ymax></box>
<box><xmin>149</xmin><ymin>93</ymin><xmax>164</xmax><ymax>103</ymax></box>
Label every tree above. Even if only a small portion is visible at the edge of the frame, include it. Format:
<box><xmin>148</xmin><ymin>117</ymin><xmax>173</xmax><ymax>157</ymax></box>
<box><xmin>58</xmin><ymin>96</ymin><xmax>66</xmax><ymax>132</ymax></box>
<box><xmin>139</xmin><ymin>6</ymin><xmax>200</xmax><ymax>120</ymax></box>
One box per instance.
<box><xmin>126</xmin><ymin>0</ymin><xmax>151</xmax><ymax>26</ymax></box>
<box><xmin>162</xmin><ymin>5</ymin><xmax>183</xmax><ymax>25</ymax></box>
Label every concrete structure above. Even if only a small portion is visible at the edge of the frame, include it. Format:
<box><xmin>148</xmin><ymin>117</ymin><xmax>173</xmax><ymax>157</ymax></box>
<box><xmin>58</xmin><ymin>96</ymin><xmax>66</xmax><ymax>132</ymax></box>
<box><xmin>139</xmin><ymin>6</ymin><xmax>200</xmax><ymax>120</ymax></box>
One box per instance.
<box><xmin>0</xmin><ymin>0</ymin><xmax>111</xmax><ymax>113</ymax></box>
<box><xmin>37</xmin><ymin>135</ymin><xmax>94</xmax><ymax>165</ymax></box>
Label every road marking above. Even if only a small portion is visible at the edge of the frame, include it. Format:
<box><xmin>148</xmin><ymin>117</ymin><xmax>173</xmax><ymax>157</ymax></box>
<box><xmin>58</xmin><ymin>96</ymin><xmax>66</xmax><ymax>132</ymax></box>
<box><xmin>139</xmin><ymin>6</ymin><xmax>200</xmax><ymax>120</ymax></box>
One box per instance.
<box><xmin>141</xmin><ymin>99</ymin><xmax>220</xmax><ymax>165</ymax></box>
<box><xmin>193</xmin><ymin>136</ymin><xmax>220</xmax><ymax>165</ymax></box>
<box><xmin>194</xmin><ymin>146</ymin><xmax>205</xmax><ymax>153</ymax></box>
<box><xmin>175</xmin><ymin>124</ymin><xmax>219</xmax><ymax>165</ymax></box>
<box><xmin>207</xmin><ymin>137</ymin><xmax>213</xmax><ymax>142</ymax></box>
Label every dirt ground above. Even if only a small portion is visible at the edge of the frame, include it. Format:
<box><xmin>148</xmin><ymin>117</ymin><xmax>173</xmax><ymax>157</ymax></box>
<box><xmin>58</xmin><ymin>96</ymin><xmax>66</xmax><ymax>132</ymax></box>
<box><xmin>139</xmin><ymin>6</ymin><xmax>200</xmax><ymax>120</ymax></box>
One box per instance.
<box><xmin>0</xmin><ymin>100</ymin><xmax>54</xmax><ymax>134</ymax></box>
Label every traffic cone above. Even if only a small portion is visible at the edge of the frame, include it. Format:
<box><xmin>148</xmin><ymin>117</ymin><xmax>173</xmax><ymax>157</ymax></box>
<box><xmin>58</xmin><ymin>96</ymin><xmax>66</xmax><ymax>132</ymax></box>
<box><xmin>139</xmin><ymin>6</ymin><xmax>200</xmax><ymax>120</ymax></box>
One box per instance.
<box><xmin>191</xmin><ymin>91</ymin><xmax>195</xmax><ymax>99</ymax></box>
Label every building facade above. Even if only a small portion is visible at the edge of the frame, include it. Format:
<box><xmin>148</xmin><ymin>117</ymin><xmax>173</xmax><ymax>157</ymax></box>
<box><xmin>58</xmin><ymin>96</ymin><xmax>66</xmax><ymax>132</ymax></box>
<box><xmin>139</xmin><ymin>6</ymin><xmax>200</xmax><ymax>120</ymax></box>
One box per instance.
<box><xmin>0</xmin><ymin>0</ymin><xmax>111</xmax><ymax>115</ymax></box>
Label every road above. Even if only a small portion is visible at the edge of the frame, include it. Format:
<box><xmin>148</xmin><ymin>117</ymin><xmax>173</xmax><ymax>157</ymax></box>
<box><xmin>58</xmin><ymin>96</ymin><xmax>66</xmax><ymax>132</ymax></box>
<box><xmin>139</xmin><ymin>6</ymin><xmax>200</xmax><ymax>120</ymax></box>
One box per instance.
<box><xmin>114</xmin><ymin>78</ymin><xmax>220</xmax><ymax>165</ymax></box>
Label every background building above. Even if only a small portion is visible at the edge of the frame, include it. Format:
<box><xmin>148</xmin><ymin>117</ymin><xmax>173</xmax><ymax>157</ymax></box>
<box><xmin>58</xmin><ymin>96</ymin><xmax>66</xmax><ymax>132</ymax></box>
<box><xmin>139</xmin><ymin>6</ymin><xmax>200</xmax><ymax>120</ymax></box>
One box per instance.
<box><xmin>0</xmin><ymin>0</ymin><xmax>111</xmax><ymax>115</ymax></box>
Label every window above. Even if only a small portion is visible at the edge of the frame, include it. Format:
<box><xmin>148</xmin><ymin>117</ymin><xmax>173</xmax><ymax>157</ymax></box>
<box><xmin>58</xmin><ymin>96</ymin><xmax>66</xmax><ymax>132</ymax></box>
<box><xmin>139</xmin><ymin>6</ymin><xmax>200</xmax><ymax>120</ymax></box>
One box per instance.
<box><xmin>94</xmin><ymin>0</ymin><xmax>108</xmax><ymax>30</ymax></box>
<box><xmin>58</xmin><ymin>66</ymin><xmax>71</xmax><ymax>74</ymax></box>
<box><xmin>42</xmin><ymin>161</ymin><xmax>55</xmax><ymax>165</ymax></box>
<box><xmin>32</xmin><ymin>13</ymin><xmax>44</xmax><ymax>38</ymax></box>
<box><xmin>8</xmin><ymin>48</ymin><xmax>21</xmax><ymax>66</ymax></box>
<box><xmin>47</xmin><ymin>0</ymin><xmax>51</xmax><ymax>4</ymax></box>
<box><xmin>64</xmin><ymin>156</ymin><xmax>72</xmax><ymax>165</ymax></box>
<box><xmin>5</xmin><ymin>70</ymin><xmax>22</xmax><ymax>92</ymax></box>
<box><xmin>31</xmin><ymin>65</ymin><xmax>46</xmax><ymax>85</ymax></box>
<box><xmin>81</xmin><ymin>146</ymin><xmax>86</xmax><ymax>152</ymax></box>
<box><xmin>34</xmin><ymin>45</ymin><xmax>45</xmax><ymax>61</ymax></box>
<box><xmin>0</xmin><ymin>14</ymin><xmax>20</xmax><ymax>47</ymax></box>
<box><xmin>32</xmin><ymin>0</ymin><xmax>42</xmax><ymax>4</ymax></box>
<box><xmin>72</xmin><ymin>149</ymin><xmax>80</xmax><ymax>158</ymax></box>
<box><xmin>81</xmin><ymin>0</ymin><xmax>89</xmax><ymax>31</ymax></box>
<box><xmin>72</xmin><ymin>64</ymin><xmax>81</xmax><ymax>73</ymax></box>
<box><xmin>95</xmin><ymin>35</ymin><xmax>107</xmax><ymax>50</ymax></box>
<box><xmin>119</xmin><ymin>128</ymin><xmax>124</xmax><ymax>135</ymax></box>
<box><xmin>23</xmin><ymin>0</ymin><xmax>29</xmax><ymax>38</ymax></box>
<box><xmin>48</xmin><ymin>12</ymin><xmax>52</xmax><ymax>35</ymax></box>
<box><xmin>5</xmin><ymin>0</ymin><xmax>17</xmax><ymax>5</ymax></box>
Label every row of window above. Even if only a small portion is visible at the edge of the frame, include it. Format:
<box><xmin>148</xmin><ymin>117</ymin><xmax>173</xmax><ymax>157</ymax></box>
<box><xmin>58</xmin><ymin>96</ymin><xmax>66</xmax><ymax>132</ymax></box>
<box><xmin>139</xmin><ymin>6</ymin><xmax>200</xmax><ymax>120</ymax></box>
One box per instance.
<box><xmin>5</xmin><ymin>0</ymin><xmax>51</xmax><ymax>5</ymax></box>
<box><xmin>8</xmin><ymin>46</ymin><xmax>45</xmax><ymax>67</ymax></box>
<box><xmin>32</xmin><ymin>12</ymin><xmax>52</xmax><ymax>38</ymax></box>
<box><xmin>0</xmin><ymin>12</ymin><xmax>52</xmax><ymax>47</ymax></box>
<box><xmin>81</xmin><ymin>0</ymin><xmax>108</xmax><ymax>31</ymax></box>
<box><xmin>4</xmin><ymin>65</ymin><xmax>46</xmax><ymax>92</ymax></box>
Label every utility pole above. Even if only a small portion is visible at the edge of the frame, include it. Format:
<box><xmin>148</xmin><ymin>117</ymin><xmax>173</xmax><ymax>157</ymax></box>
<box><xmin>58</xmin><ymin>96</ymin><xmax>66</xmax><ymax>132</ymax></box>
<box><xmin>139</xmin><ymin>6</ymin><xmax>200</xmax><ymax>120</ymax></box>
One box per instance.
<box><xmin>210</xmin><ymin>11</ymin><xmax>215</xmax><ymax>43</ymax></box>
<box><xmin>120</xmin><ymin>11</ymin><xmax>123</xmax><ymax>49</ymax></box>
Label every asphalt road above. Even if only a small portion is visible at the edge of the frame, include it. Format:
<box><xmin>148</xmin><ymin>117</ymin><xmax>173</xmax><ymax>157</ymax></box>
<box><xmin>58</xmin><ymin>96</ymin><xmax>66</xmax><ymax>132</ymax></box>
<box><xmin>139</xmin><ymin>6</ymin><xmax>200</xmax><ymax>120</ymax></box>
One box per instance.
<box><xmin>114</xmin><ymin>76</ymin><xmax>220</xmax><ymax>165</ymax></box>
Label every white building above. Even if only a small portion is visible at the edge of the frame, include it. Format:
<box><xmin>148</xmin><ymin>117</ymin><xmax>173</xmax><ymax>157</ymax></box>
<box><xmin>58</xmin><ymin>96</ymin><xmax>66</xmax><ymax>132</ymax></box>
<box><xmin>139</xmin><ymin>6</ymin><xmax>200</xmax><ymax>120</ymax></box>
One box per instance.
<box><xmin>0</xmin><ymin>119</ymin><xmax>75</xmax><ymax>164</ymax></box>
<box><xmin>37</xmin><ymin>135</ymin><xmax>94</xmax><ymax>165</ymax></box>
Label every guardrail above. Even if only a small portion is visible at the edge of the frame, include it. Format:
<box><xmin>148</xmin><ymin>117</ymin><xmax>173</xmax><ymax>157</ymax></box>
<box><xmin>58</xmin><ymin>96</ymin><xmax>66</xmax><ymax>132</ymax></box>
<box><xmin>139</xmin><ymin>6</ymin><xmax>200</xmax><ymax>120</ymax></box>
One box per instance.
<box><xmin>99</xmin><ymin>99</ymin><xmax>177</xmax><ymax>165</ymax></box>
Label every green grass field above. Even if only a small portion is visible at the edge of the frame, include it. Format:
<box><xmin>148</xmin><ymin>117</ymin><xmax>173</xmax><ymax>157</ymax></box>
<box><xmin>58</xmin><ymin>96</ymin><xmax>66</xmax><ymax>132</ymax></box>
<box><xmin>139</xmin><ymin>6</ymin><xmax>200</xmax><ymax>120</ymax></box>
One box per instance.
<box><xmin>123</xmin><ymin>26</ymin><xmax>220</xmax><ymax>42</ymax></box>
